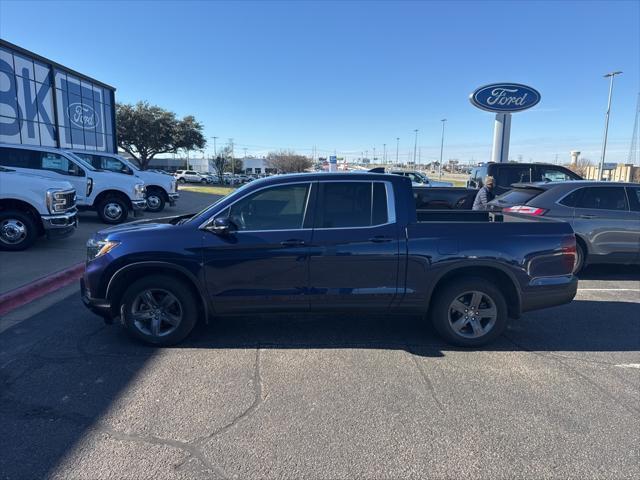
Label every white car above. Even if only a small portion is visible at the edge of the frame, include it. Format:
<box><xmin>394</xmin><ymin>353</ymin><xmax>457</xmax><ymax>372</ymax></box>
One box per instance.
<box><xmin>72</xmin><ymin>151</ymin><xmax>179</xmax><ymax>213</ymax></box>
<box><xmin>174</xmin><ymin>170</ymin><xmax>209</xmax><ymax>184</ymax></box>
<box><xmin>0</xmin><ymin>167</ymin><xmax>78</xmax><ymax>250</ymax></box>
<box><xmin>0</xmin><ymin>143</ymin><xmax>146</xmax><ymax>224</ymax></box>
<box><xmin>390</xmin><ymin>170</ymin><xmax>453</xmax><ymax>187</ymax></box>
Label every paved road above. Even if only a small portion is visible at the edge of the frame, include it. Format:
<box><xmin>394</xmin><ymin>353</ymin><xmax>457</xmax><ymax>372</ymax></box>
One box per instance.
<box><xmin>0</xmin><ymin>190</ymin><xmax>219</xmax><ymax>294</ymax></box>
<box><xmin>1</xmin><ymin>266</ymin><xmax>638</xmax><ymax>479</ymax></box>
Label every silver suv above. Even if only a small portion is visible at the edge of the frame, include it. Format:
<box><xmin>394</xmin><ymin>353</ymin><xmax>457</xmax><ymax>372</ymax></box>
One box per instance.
<box><xmin>488</xmin><ymin>181</ymin><xmax>640</xmax><ymax>272</ymax></box>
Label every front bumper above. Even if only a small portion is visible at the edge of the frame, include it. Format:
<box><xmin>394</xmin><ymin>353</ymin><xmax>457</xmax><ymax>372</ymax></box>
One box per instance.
<box><xmin>131</xmin><ymin>199</ymin><xmax>147</xmax><ymax>217</ymax></box>
<box><xmin>41</xmin><ymin>209</ymin><xmax>78</xmax><ymax>239</ymax></box>
<box><xmin>81</xmin><ymin>276</ymin><xmax>113</xmax><ymax>322</ymax></box>
<box><xmin>168</xmin><ymin>192</ymin><xmax>180</xmax><ymax>206</ymax></box>
<box><xmin>521</xmin><ymin>274</ymin><xmax>578</xmax><ymax>313</ymax></box>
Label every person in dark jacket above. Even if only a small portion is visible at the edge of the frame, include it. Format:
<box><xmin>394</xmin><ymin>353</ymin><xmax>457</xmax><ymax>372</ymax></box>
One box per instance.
<box><xmin>472</xmin><ymin>176</ymin><xmax>496</xmax><ymax>210</ymax></box>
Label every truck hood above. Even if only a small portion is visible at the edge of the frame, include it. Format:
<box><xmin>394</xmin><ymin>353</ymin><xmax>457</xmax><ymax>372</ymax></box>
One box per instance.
<box><xmin>97</xmin><ymin>214</ymin><xmax>193</xmax><ymax>238</ymax></box>
<box><xmin>0</xmin><ymin>169</ymin><xmax>74</xmax><ymax>189</ymax></box>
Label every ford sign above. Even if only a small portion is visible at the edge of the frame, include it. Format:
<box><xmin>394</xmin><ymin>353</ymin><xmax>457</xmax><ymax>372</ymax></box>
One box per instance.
<box><xmin>470</xmin><ymin>83</ymin><xmax>541</xmax><ymax>113</ymax></box>
<box><xmin>68</xmin><ymin>103</ymin><xmax>99</xmax><ymax>129</ymax></box>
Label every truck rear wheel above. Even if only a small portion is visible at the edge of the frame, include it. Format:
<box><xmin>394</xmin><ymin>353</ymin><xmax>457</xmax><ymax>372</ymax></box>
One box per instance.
<box><xmin>0</xmin><ymin>210</ymin><xmax>38</xmax><ymax>251</ymax></box>
<box><xmin>98</xmin><ymin>195</ymin><xmax>129</xmax><ymax>224</ymax></box>
<box><xmin>120</xmin><ymin>275</ymin><xmax>198</xmax><ymax>346</ymax></box>
<box><xmin>430</xmin><ymin>277</ymin><xmax>507</xmax><ymax>347</ymax></box>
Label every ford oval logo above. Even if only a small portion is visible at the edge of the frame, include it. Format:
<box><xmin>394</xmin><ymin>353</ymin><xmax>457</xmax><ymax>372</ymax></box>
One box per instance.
<box><xmin>67</xmin><ymin>102</ymin><xmax>99</xmax><ymax>129</ymax></box>
<box><xmin>470</xmin><ymin>83</ymin><xmax>541</xmax><ymax>113</ymax></box>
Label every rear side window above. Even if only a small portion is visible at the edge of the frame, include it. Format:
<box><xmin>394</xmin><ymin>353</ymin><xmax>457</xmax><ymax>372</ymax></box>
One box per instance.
<box><xmin>495</xmin><ymin>188</ymin><xmax>542</xmax><ymax>205</ymax></box>
<box><xmin>316</xmin><ymin>182</ymin><xmax>388</xmax><ymax>228</ymax></box>
<box><xmin>576</xmin><ymin>187</ymin><xmax>628</xmax><ymax>211</ymax></box>
<box><xmin>496</xmin><ymin>166</ymin><xmax>532</xmax><ymax>187</ymax></box>
<box><xmin>558</xmin><ymin>189</ymin><xmax>582</xmax><ymax>207</ymax></box>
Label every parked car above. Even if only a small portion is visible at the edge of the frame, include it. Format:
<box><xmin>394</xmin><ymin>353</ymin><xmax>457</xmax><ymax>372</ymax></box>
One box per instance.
<box><xmin>72</xmin><ymin>151</ymin><xmax>179</xmax><ymax>213</ymax></box>
<box><xmin>468</xmin><ymin>162</ymin><xmax>582</xmax><ymax>195</ymax></box>
<box><xmin>82</xmin><ymin>172</ymin><xmax>577</xmax><ymax>348</ymax></box>
<box><xmin>487</xmin><ymin>181</ymin><xmax>640</xmax><ymax>272</ymax></box>
<box><xmin>414</xmin><ymin>186</ymin><xmax>477</xmax><ymax>209</ymax></box>
<box><xmin>174</xmin><ymin>170</ymin><xmax>208</xmax><ymax>184</ymax></box>
<box><xmin>0</xmin><ymin>144</ymin><xmax>146</xmax><ymax>224</ymax></box>
<box><xmin>390</xmin><ymin>170</ymin><xmax>453</xmax><ymax>187</ymax></box>
<box><xmin>0</xmin><ymin>167</ymin><xmax>78</xmax><ymax>250</ymax></box>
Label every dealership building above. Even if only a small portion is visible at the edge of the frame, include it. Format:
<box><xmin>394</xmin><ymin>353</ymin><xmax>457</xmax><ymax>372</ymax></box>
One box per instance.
<box><xmin>0</xmin><ymin>39</ymin><xmax>116</xmax><ymax>153</ymax></box>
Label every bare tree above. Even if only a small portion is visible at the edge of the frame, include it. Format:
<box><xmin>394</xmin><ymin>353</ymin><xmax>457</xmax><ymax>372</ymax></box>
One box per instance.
<box><xmin>265</xmin><ymin>150</ymin><xmax>312</xmax><ymax>173</ymax></box>
<box><xmin>567</xmin><ymin>157</ymin><xmax>593</xmax><ymax>178</ymax></box>
<box><xmin>213</xmin><ymin>145</ymin><xmax>232</xmax><ymax>184</ymax></box>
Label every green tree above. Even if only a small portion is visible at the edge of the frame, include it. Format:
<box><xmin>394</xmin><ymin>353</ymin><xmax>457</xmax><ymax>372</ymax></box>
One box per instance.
<box><xmin>116</xmin><ymin>101</ymin><xmax>206</xmax><ymax>169</ymax></box>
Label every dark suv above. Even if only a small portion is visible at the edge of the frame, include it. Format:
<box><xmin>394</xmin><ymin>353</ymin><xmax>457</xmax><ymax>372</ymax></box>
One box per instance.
<box><xmin>468</xmin><ymin>163</ymin><xmax>582</xmax><ymax>195</ymax></box>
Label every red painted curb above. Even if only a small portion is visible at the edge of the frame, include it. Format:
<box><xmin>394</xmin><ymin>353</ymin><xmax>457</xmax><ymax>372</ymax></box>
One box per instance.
<box><xmin>0</xmin><ymin>262</ymin><xmax>85</xmax><ymax>316</ymax></box>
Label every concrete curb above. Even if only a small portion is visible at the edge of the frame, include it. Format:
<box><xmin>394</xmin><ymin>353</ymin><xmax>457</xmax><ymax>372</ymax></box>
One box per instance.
<box><xmin>0</xmin><ymin>262</ymin><xmax>84</xmax><ymax>316</ymax></box>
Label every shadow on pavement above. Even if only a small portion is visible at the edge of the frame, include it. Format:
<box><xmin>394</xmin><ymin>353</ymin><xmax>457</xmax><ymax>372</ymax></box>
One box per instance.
<box><xmin>577</xmin><ymin>264</ymin><xmax>640</xmax><ymax>281</ymax></box>
<box><xmin>0</xmin><ymin>296</ymin><xmax>638</xmax><ymax>478</ymax></box>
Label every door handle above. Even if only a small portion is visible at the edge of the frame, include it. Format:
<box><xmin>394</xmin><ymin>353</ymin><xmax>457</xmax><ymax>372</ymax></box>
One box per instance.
<box><xmin>369</xmin><ymin>236</ymin><xmax>393</xmax><ymax>243</ymax></box>
<box><xmin>579</xmin><ymin>214</ymin><xmax>596</xmax><ymax>219</ymax></box>
<box><xmin>280</xmin><ymin>239</ymin><xmax>306</xmax><ymax>247</ymax></box>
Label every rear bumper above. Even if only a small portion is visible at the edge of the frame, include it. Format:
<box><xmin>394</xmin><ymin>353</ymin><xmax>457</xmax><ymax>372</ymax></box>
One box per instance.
<box><xmin>521</xmin><ymin>275</ymin><xmax>578</xmax><ymax>313</ymax></box>
<box><xmin>42</xmin><ymin>209</ymin><xmax>78</xmax><ymax>239</ymax></box>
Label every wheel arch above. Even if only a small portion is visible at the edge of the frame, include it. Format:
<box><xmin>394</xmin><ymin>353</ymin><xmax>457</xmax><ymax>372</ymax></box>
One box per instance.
<box><xmin>0</xmin><ymin>198</ymin><xmax>44</xmax><ymax>234</ymax></box>
<box><xmin>94</xmin><ymin>189</ymin><xmax>133</xmax><ymax>209</ymax></box>
<box><xmin>105</xmin><ymin>261</ymin><xmax>210</xmax><ymax>322</ymax></box>
<box><xmin>427</xmin><ymin>264</ymin><xmax>521</xmax><ymax>319</ymax></box>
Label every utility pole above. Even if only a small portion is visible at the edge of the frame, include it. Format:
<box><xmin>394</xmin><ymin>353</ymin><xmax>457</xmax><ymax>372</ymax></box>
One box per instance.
<box><xmin>229</xmin><ymin>138</ymin><xmax>235</xmax><ymax>174</ymax></box>
<box><xmin>210</xmin><ymin>136</ymin><xmax>218</xmax><ymax>157</ymax></box>
<box><xmin>396</xmin><ymin>137</ymin><xmax>399</xmax><ymax>165</ymax></box>
<box><xmin>439</xmin><ymin>119</ymin><xmax>447</xmax><ymax>179</ymax></box>
<box><xmin>243</xmin><ymin>147</ymin><xmax>248</xmax><ymax>158</ymax></box>
<box><xmin>413</xmin><ymin>129</ymin><xmax>419</xmax><ymax>165</ymax></box>
<box><xmin>383</xmin><ymin>143</ymin><xmax>387</xmax><ymax>163</ymax></box>
<box><xmin>373</xmin><ymin>147</ymin><xmax>376</xmax><ymax>163</ymax></box>
<box><xmin>598</xmin><ymin>71</ymin><xmax>622</xmax><ymax>181</ymax></box>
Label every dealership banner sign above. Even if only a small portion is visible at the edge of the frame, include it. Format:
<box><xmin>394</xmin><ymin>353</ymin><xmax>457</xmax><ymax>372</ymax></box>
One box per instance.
<box><xmin>469</xmin><ymin>83</ymin><xmax>541</xmax><ymax>113</ymax></box>
<box><xmin>0</xmin><ymin>41</ymin><xmax>116</xmax><ymax>152</ymax></box>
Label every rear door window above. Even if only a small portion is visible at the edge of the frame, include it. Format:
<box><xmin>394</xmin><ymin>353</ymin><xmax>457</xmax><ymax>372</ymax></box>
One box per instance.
<box><xmin>625</xmin><ymin>187</ymin><xmax>640</xmax><ymax>212</ymax></box>
<box><xmin>558</xmin><ymin>189</ymin><xmax>583</xmax><ymax>207</ymax></box>
<box><xmin>576</xmin><ymin>187</ymin><xmax>628</xmax><ymax>211</ymax></box>
<box><xmin>315</xmin><ymin>182</ymin><xmax>388</xmax><ymax>228</ymax></box>
<box><xmin>496</xmin><ymin>166</ymin><xmax>532</xmax><ymax>187</ymax></box>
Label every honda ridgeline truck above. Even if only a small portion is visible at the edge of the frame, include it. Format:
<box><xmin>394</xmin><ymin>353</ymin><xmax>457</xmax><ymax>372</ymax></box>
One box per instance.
<box><xmin>0</xmin><ymin>144</ymin><xmax>146</xmax><ymax>224</ymax></box>
<box><xmin>82</xmin><ymin>172</ymin><xmax>578</xmax><ymax>347</ymax></box>
<box><xmin>0</xmin><ymin>166</ymin><xmax>78</xmax><ymax>250</ymax></box>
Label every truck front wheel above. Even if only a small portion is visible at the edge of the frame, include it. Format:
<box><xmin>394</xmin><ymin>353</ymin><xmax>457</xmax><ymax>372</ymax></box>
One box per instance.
<box><xmin>145</xmin><ymin>188</ymin><xmax>166</xmax><ymax>213</ymax></box>
<box><xmin>98</xmin><ymin>195</ymin><xmax>129</xmax><ymax>224</ymax></box>
<box><xmin>430</xmin><ymin>277</ymin><xmax>508</xmax><ymax>347</ymax></box>
<box><xmin>0</xmin><ymin>210</ymin><xmax>38</xmax><ymax>251</ymax></box>
<box><xmin>120</xmin><ymin>275</ymin><xmax>198</xmax><ymax>346</ymax></box>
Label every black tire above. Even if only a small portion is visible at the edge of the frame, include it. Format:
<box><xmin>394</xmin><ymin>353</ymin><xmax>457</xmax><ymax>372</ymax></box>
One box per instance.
<box><xmin>97</xmin><ymin>195</ymin><xmax>129</xmax><ymax>224</ymax></box>
<box><xmin>177</xmin><ymin>177</ymin><xmax>186</xmax><ymax>184</ymax></box>
<box><xmin>429</xmin><ymin>277</ymin><xmax>508</xmax><ymax>347</ymax></box>
<box><xmin>145</xmin><ymin>188</ymin><xmax>166</xmax><ymax>213</ymax></box>
<box><xmin>573</xmin><ymin>242</ymin><xmax>586</xmax><ymax>274</ymax></box>
<box><xmin>0</xmin><ymin>210</ymin><xmax>38</xmax><ymax>251</ymax></box>
<box><xmin>120</xmin><ymin>275</ymin><xmax>199</xmax><ymax>346</ymax></box>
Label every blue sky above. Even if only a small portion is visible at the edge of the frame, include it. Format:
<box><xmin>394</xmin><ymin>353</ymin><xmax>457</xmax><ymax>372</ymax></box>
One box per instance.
<box><xmin>1</xmin><ymin>0</ymin><xmax>638</xmax><ymax>164</ymax></box>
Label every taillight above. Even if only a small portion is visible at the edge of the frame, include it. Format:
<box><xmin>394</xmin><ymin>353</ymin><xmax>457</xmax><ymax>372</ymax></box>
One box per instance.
<box><xmin>561</xmin><ymin>234</ymin><xmax>577</xmax><ymax>273</ymax></box>
<box><xmin>503</xmin><ymin>205</ymin><xmax>547</xmax><ymax>216</ymax></box>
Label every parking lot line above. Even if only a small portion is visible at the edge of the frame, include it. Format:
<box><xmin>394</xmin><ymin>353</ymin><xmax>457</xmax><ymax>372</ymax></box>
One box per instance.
<box><xmin>614</xmin><ymin>364</ymin><xmax>640</xmax><ymax>369</ymax></box>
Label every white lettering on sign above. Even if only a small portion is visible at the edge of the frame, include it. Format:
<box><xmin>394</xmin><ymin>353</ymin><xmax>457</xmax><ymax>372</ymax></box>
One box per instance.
<box><xmin>485</xmin><ymin>88</ymin><xmax>529</xmax><ymax>107</ymax></box>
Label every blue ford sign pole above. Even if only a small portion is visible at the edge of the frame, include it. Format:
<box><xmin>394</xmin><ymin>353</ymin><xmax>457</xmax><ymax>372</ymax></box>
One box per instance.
<box><xmin>470</xmin><ymin>83</ymin><xmax>541</xmax><ymax>163</ymax></box>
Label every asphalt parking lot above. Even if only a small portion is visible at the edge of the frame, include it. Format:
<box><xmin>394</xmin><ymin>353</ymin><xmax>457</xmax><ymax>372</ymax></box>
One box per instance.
<box><xmin>1</xmin><ymin>261</ymin><xmax>638</xmax><ymax>479</ymax></box>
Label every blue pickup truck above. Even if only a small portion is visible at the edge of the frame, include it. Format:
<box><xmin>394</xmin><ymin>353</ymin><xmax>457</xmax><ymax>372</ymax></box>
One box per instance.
<box><xmin>81</xmin><ymin>172</ymin><xmax>578</xmax><ymax>347</ymax></box>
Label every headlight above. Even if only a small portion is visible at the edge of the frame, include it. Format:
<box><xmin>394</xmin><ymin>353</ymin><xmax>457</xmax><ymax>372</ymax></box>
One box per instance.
<box><xmin>46</xmin><ymin>189</ymin><xmax>68</xmax><ymax>213</ymax></box>
<box><xmin>134</xmin><ymin>183</ymin><xmax>146</xmax><ymax>199</ymax></box>
<box><xmin>171</xmin><ymin>180</ymin><xmax>177</xmax><ymax>192</ymax></box>
<box><xmin>86</xmin><ymin>238</ymin><xmax>120</xmax><ymax>261</ymax></box>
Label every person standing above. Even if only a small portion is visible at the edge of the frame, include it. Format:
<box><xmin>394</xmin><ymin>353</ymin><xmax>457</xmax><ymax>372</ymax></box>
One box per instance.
<box><xmin>472</xmin><ymin>176</ymin><xmax>496</xmax><ymax>210</ymax></box>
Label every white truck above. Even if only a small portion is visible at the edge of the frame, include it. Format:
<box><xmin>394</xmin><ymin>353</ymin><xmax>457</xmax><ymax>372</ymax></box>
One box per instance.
<box><xmin>71</xmin><ymin>151</ymin><xmax>179</xmax><ymax>213</ymax></box>
<box><xmin>0</xmin><ymin>166</ymin><xmax>78</xmax><ymax>250</ymax></box>
<box><xmin>0</xmin><ymin>144</ymin><xmax>146</xmax><ymax>224</ymax></box>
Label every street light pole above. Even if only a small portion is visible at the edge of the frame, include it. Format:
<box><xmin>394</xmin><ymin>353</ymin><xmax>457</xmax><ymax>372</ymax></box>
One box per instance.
<box><xmin>210</xmin><ymin>136</ymin><xmax>218</xmax><ymax>157</ymax></box>
<box><xmin>396</xmin><ymin>137</ymin><xmax>399</xmax><ymax>165</ymax></box>
<box><xmin>598</xmin><ymin>71</ymin><xmax>623</xmax><ymax>181</ymax></box>
<box><xmin>439</xmin><ymin>119</ymin><xmax>447</xmax><ymax>179</ymax></box>
<box><xmin>383</xmin><ymin>143</ymin><xmax>386</xmax><ymax>164</ymax></box>
<box><xmin>413</xmin><ymin>129</ymin><xmax>418</xmax><ymax>165</ymax></box>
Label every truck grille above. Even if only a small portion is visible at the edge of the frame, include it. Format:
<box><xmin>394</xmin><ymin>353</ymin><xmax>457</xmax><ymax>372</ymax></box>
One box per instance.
<box><xmin>60</xmin><ymin>190</ymin><xmax>77</xmax><ymax>209</ymax></box>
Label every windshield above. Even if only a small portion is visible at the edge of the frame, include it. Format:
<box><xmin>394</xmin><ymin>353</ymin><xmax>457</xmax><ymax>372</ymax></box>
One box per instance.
<box><xmin>117</xmin><ymin>155</ymin><xmax>140</xmax><ymax>171</ymax></box>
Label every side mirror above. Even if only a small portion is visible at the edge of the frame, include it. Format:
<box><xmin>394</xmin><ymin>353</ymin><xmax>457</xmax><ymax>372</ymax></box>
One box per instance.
<box><xmin>208</xmin><ymin>217</ymin><xmax>234</xmax><ymax>235</ymax></box>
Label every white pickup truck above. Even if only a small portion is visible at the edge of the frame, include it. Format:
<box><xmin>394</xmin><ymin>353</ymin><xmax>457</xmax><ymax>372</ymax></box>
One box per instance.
<box><xmin>72</xmin><ymin>151</ymin><xmax>179</xmax><ymax>213</ymax></box>
<box><xmin>0</xmin><ymin>166</ymin><xmax>78</xmax><ymax>250</ymax></box>
<box><xmin>0</xmin><ymin>144</ymin><xmax>146</xmax><ymax>224</ymax></box>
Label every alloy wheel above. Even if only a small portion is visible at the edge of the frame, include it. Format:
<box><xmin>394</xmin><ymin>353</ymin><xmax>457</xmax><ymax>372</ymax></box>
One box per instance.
<box><xmin>447</xmin><ymin>290</ymin><xmax>498</xmax><ymax>339</ymax></box>
<box><xmin>130</xmin><ymin>288</ymin><xmax>183</xmax><ymax>337</ymax></box>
